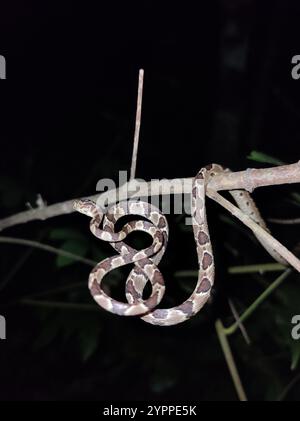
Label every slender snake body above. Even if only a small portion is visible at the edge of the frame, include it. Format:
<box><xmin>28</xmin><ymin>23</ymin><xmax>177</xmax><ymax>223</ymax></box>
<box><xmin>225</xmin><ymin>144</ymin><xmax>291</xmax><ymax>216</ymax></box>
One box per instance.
<box><xmin>73</xmin><ymin>164</ymin><xmax>285</xmax><ymax>326</ymax></box>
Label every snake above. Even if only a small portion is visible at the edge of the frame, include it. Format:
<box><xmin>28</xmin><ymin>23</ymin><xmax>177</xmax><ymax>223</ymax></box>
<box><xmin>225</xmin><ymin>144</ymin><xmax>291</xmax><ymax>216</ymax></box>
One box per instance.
<box><xmin>73</xmin><ymin>164</ymin><xmax>286</xmax><ymax>326</ymax></box>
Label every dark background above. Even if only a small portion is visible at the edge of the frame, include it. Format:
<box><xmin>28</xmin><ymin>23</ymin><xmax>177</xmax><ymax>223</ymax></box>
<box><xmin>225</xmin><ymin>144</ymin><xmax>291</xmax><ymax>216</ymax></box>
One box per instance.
<box><xmin>0</xmin><ymin>0</ymin><xmax>300</xmax><ymax>401</ymax></box>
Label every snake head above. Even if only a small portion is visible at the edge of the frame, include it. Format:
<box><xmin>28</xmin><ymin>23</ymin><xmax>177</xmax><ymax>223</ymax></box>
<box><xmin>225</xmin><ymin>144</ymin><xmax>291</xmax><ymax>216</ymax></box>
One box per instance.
<box><xmin>73</xmin><ymin>199</ymin><xmax>97</xmax><ymax>217</ymax></box>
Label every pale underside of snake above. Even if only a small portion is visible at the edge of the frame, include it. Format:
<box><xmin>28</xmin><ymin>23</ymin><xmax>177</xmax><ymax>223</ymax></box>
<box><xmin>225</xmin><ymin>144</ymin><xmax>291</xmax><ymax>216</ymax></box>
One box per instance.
<box><xmin>73</xmin><ymin>164</ymin><xmax>286</xmax><ymax>326</ymax></box>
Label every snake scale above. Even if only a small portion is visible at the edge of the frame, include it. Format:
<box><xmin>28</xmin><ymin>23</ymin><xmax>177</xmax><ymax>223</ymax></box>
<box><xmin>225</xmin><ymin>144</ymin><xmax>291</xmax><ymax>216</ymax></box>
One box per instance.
<box><xmin>73</xmin><ymin>164</ymin><xmax>285</xmax><ymax>326</ymax></box>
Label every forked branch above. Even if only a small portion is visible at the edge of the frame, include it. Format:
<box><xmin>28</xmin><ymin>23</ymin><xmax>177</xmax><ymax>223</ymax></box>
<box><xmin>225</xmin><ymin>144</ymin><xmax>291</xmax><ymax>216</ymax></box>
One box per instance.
<box><xmin>0</xmin><ymin>161</ymin><xmax>299</xmax><ymax>232</ymax></box>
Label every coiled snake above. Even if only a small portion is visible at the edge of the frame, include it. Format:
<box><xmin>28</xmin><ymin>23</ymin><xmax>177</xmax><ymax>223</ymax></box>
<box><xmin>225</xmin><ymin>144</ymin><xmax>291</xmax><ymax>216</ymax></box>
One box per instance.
<box><xmin>73</xmin><ymin>164</ymin><xmax>285</xmax><ymax>326</ymax></box>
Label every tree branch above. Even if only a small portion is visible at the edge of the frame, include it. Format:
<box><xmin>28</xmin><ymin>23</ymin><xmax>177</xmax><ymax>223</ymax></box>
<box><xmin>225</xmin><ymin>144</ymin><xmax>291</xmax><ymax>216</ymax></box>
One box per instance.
<box><xmin>0</xmin><ymin>162</ymin><xmax>299</xmax><ymax>232</ymax></box>
<box><xmin>207</xmin><ymin>189</ymin><xmax>300</xmax><ymax>272</ymax></box>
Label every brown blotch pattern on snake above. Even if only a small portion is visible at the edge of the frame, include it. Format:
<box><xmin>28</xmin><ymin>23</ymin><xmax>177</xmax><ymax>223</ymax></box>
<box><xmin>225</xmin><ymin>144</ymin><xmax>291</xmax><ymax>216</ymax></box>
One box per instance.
<box><xmin>202</xmin><ymin>252</ymin><xmax>213</xmax><ymax>270</ymax></box>
<box><xmin>198</xmin><ymin>231</ymin><xmax>209</xmax><ymax>245</ymax></box>
<box><xmin>180</xmin><ymin>300</ymin><xmax>194</xmax><ymax>315</ymax></box>
<box><xmin>197</xmin><ymin>277</ymin><xmax>211</xmax><ymax>293</ymax></box>
<box><xmin>74</xmin><ymin>163</ymin><xmax>279</xmax><ymax>326</ymax></box>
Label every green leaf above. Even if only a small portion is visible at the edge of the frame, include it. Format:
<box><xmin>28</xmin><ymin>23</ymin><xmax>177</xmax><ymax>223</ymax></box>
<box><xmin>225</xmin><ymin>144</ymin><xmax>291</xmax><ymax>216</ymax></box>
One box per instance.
<box><xmin>91</xmin><ymin>244</ymin><xmax>106</xmax><ymax>261</ymax></box>
<box><xmin>178</xmin><ymin>222</ymin><xmax>192</xmax><ymax>233</ymax></box>
<box><xmin>290</xmin><ymin>341</ymin><xmax>300</xmax><ymax>371</ymax></box>
<box><xmin>33</xmin><ymin>310</ymin><xmax>102</xmax><ymax>363</ymax></box>
<box><xmin>247</xmin><ymin>150</ymin><xmax>285</xmax><ymax>166</ymax></box>
<box><xmin>49</xmin><ymin>227</ymin><xmax>87</xmax><ymax>241</ymax></box>
<box><xmin>149</xmin><ymin>372</ymin><xmax>177</xmax><ymax>394</ymax></box>
<box><xmin>56</xmin><ymin>240</ymin><xmax>89</xmax><ymax>268</ymax></box>
<box><xmin>271</xmin><ymin>282</ymin><xmax>300</xmax><ymax>370</ymax></box>
<box><xmin>291</xmin><ymin>192</ymin><xmax>300</xmax><ymax>204</ymax></box>
<box><xmin>33</xmin><ymin>319</ymin><xmax>60</xmax><ymax>350</ymax></box>
<box><xmin>174</xmin><ymin>271</ymin><xmax>198</xmax><ymax>293</ymax></box>
<box><xmin>78</xmin><ymin>328</ymin><xmax>101</xmax><ymax>362</ymax></box>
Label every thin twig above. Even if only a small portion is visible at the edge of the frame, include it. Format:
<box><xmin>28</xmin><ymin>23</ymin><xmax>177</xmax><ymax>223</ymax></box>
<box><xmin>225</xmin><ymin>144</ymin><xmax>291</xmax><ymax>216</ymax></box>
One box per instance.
<box><xmin>2</xmin><ymin>281</ymin><xmax>88</xmax><ymax>310</ymax></box>
<box><xmin>22</xmin><ymin>281</ymin><xmax>87</xmax><ymax>299</ymax></box>
<box><xmin>228</xmin><ymin>299</ymin><xmax>251</xmax><ymax>345</ymax></box>
<box><xmin>224</xmin><ymin>269</ymin><xmax>292</xmax><ymax>335</ymax></box>
<box><xmin>215</xmin><ymin>319</ymin><xmax>248</xmax><ymax>401</ymax></box>
<box><xmin>0</xmin><ymin>162</ymin><xmax>299</xmax><ymax>231</ymax></box>
<box><xmin>175</xmin><ymin>263</ymin><xmax>286</xmax><ymax>278</ymax></box>
<box><xmin>174</xmin><ymin>270</ymin><xmax>198</xmax><ymax>278</ymax></box>
<box><xmin>20</xmin><ymin>298</ymin><xmax>99</xmax><ymax>312</ymax></box>
<box><xmin>0</xmin><ymin>247</ymin><xmax>34</xmax><ymax>293</ymax></box>
<box><xmin>0</xmin><ymin>232</ymin><xmax>47</xmax><ymax>293</ymax></box>
<box><xmin>0</xmin><ymin>236</ymin><xmax>96</xmax><ymax>267</ymax></box>
<box><xmin>228</xmin><ymin>263</ymin><xmax>286</xmax><ymax>274</ymax></box>
<box><xmin>268</xmin><ymin>217</ymin><xmax>300</xmax><ymax>225</ymax></box>
<box><xmin>130</xmin><ymin>68</ymin><xmax>144</xmax><ymax>180</ymax></box>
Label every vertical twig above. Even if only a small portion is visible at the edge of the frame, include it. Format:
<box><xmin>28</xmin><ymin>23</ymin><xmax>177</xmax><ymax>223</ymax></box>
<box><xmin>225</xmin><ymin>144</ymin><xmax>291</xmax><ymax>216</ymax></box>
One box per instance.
<box><xmin>228</xmin><ymin>298</ymin><xmax>251</xmax><ymax>345</ymax></box>
<box><xmin>215</xmin><ymin>319</ymin><xmax>248</xmax><ymax>401</ymax></box>
<box><xmin>130</xmin><ymin>69</ymin><xmax>144</xmax><ymax>180</ymax></box>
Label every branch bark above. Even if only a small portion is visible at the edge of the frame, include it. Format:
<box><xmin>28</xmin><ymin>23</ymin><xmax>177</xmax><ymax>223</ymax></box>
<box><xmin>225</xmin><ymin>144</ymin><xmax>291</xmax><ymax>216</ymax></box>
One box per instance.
<box><xmin>0</xmin><ymin>161</ymin><xmax>299</xmax><ymax>232</ymax></box>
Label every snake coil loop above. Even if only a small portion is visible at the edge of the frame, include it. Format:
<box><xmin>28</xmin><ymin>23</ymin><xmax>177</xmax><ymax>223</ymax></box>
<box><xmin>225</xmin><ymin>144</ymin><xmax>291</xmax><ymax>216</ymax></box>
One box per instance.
<box><xmin>74</xmin><ymin>164</ymin><xmax>283</xmax><ymax>326</ymax></box>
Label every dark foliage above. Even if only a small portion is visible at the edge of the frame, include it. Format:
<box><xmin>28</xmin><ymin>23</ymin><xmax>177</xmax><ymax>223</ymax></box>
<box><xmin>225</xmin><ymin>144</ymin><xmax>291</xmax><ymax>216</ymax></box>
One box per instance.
<box><xmin>0</xmin><ymin>0</ymin><xmax>300</xmax><ymax>401</ymax></box>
